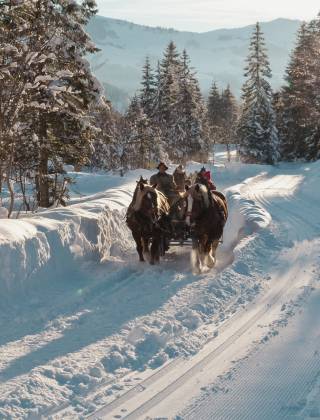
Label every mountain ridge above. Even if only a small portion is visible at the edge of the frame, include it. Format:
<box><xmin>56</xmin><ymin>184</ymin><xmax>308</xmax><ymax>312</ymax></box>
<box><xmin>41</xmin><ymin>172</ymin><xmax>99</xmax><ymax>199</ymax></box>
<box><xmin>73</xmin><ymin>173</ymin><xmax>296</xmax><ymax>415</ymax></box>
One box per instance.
<box><xmin>86</xmin><ymin>16</ymin><xmax>302</xmax><ymax>112</ymax></box>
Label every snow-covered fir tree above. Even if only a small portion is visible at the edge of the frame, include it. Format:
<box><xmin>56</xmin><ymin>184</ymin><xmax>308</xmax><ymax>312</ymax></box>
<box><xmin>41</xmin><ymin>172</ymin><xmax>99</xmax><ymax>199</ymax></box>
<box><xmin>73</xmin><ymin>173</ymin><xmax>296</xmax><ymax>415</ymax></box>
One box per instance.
<box><xmin>206</xmin><ymin>82</ymin><xmax>224</xmax><ymax>146</ymax></box>
<box><xmin>121</xmin><ymin>96</ymin><xmax>166</xmax><ymax>169</ymax></box>
<box><xmin>0</xmin><ymin>0</ymin><xmax>107</xmax><ymax>210</ymax></box>
<box><xmin>279</xmin><ymin>22</ymin><xmax>316</xmax><ymax>160</ymax></box>
<box><xmin>155</xmin><ymin>42</ymin><xmax>181</xmax><ymax>135</ymax></box>
<box><xmin>152</xmin><ymin>42</ymin><xmax>208</xmax><ymax>162</ymax></box>
<box><xmin>207</xmin><ymin>83</ymin><xmax>222</xmax><ymax>127</ymax></box>
<box><xmin>305</xmin><ymin>14</ymin><xmax>320</xmax><ymax>160</ymax></box>
<box><xmin>206</xmin><ymin>82</ymin><xmax>238</xmax><ymax>158</ymax></box>
<box><xmin>139</xmin><ymin>56</ymin><xmax>156</xmax><ymax>120</ymax></box>
<box><xmin>220</xmin><ymin>85</ymin><xmax>238</xmax><ymax>159</ymax></box>
<box><xmin>238</xmin><ymin>22</ymin><xmax>279</xmax><ymax>164</ymax></box>
<box><xmin>173</xmin><ymin>49</ymin><xmax>208</xmax><ymax>161</ymax></box>
<box><xmin>90</xmin><ymin>102</ymin><xmax>120</xmax><ymax>170</ymax></box>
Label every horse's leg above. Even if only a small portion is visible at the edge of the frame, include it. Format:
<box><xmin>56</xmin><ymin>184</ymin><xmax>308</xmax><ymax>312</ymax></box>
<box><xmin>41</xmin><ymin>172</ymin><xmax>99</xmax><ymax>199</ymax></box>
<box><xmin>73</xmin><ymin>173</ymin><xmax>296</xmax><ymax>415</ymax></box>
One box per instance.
<box><xmin>132</xmin><ymin>230</ymin><xmax>144</xmax><ymax>262</ymax></box>
<box><xmin>196</xmin><ymin>235</ymin><xmax>210</xmax><ymax>269</ymax></box>
<box><xmin>191</xmin><ymin>237</ymin><xmax>201</xmax><ymax>274</ymax></box>
<box><xmin>142</xmin><ymin>237</ymin><xmax>151</xmax><ymax>262</ymax></box>
<box><xmin>200</xmin><ymin>236</ymin><xmax>214</xmax><ymax>268</ymax></box>
<box><xmin>207</xmin><ymin>239</ymin><xmax>220</xmax><ymax>268</ymax></box>
<box><xmin>150</xmin><ymin>234</ymin><xmax>161</xmax><ymax>265</ymax></box>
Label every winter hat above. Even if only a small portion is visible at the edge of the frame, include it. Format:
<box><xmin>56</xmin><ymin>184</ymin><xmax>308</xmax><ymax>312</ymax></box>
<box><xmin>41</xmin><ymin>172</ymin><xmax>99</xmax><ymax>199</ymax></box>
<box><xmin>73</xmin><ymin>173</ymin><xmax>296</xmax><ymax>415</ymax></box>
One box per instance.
<box><xmin>175</xmin><ymin>164</ymin><xmax>184</xmax><ymax>172</ymax></box>
<box><xmin>157</xmin><ymin>162</ymin><xmax>169</xmax><ymax>170</ymax></box>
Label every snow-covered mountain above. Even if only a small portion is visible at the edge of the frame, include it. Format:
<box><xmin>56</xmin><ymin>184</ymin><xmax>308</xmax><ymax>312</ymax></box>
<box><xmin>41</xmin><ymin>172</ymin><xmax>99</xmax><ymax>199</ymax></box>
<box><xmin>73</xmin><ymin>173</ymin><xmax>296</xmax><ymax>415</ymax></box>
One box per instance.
<box><xmin>86</xmin><ymin>16</ymin><xmax>301</xmax><ymax>111</ymax></box>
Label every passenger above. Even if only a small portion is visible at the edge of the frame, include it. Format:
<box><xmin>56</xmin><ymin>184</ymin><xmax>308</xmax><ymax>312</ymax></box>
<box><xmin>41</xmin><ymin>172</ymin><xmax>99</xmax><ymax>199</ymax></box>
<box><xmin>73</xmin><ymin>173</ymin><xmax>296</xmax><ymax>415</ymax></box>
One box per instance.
<box><xmin>196</xmin><ymin>167</ymin><xmax>217</xmax><ymax>191</ymax></box>
<box><xmin>173</xmin><ymin>164</ymin><xmax>190</xmax><ymax>192</ymax></box>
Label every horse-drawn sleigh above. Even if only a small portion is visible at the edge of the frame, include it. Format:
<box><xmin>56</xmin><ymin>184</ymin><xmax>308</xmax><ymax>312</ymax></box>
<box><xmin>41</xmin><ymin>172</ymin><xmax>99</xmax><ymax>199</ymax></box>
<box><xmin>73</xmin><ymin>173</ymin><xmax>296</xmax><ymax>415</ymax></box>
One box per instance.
<box><xmin>126</xmin><ymin>175</ymin><xmax>228</xmax><ymax>273</ymax></box>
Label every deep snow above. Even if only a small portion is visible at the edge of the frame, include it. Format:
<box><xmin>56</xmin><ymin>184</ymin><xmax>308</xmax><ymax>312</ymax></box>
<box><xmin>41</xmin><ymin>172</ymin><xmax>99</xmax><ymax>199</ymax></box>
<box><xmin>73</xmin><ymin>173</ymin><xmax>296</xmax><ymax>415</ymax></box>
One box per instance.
<box><xmin>0</xmin><ymin>149</ymin><xmax>319</xmax><ymax>419</ymax></box>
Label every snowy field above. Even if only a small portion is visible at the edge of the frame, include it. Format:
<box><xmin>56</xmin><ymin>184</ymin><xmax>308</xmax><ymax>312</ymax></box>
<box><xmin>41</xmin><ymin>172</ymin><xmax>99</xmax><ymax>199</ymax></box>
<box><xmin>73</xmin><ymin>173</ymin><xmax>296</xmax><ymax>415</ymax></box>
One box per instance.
<box><xmin>0</xmin><ymin>149</ymin><xmax>319</xmax><ymax>419</ymax></box>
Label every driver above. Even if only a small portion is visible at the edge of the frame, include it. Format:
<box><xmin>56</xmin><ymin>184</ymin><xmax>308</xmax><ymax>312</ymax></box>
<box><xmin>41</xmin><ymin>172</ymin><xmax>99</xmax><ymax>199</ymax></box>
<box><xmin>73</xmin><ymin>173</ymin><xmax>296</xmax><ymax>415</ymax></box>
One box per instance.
<box><xmin>150</xmin><ymin>162</ymin><xmax>179</xmax><ymax>206</ymax></box>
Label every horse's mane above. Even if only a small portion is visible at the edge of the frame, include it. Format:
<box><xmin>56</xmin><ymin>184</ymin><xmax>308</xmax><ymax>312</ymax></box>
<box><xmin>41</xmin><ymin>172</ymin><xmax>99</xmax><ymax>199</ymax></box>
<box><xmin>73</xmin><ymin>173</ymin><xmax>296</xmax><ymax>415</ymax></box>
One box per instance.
<box><xmin>156</xmin><ymin>190</ymin><xmax>170</xmax><ymax>214</ymax></box>
<box><xmin>189</xmin><ymin>184</ymin><xmax>210</xmax><ymax>208</ymax></box>
<box><xmin>133</xmin><ymin>184</ymin><xmax>155</xmax><ymax>211</ymax></box>
<box><xmin>133</xmin><ymin>183</ymin><xmax>170</xmax><ymax>214</ymax></box>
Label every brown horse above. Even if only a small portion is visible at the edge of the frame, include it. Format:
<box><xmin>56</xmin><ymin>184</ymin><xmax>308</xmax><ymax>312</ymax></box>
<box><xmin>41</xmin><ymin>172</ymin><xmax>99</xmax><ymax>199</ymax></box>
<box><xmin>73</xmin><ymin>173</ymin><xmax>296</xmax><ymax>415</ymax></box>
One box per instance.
<box><xmin>185</xmin><ymin>183</ymin><xmax>228</xmax><ymax>273</ymax></box>
<box><xmin>126</xmin><ymin>178</ymin><xmax>171</xmax><ymax>264</ymax></box>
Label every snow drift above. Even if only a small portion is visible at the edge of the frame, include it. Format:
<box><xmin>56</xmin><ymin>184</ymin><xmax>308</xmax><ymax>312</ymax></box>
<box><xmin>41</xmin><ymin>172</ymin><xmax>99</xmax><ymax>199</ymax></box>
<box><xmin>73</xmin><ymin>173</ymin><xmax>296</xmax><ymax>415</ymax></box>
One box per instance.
<box><xmin>0</xmin><ymin>159</ymin><xmax>275</xmax><ymax>297</ymax></box>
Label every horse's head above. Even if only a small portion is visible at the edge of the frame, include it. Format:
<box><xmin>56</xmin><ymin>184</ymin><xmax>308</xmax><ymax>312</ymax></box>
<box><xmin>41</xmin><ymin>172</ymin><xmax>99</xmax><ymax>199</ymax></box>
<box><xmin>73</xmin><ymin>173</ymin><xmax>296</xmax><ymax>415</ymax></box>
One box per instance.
<box><xmin>133</xmin><ymin>181</ymin><xmax>159</xmax><ymax>218</ymax></box>
<box><xmin>170</xmin><ymin>192</ymin><xmax>188</xmax><ymax>221</ymax></box>
<box><xmin>185</xmin><ymin>183</ymin><xmax>210</xmax><ymax>226</ymax></box>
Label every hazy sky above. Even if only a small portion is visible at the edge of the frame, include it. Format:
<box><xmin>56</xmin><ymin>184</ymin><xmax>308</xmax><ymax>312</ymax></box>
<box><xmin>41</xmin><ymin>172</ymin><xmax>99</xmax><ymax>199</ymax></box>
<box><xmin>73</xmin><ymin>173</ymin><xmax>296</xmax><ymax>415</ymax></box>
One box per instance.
<box><xmin>96</xmin><ymin>0</ymin><xmax>319</xmax><ymax>32</ymax></box>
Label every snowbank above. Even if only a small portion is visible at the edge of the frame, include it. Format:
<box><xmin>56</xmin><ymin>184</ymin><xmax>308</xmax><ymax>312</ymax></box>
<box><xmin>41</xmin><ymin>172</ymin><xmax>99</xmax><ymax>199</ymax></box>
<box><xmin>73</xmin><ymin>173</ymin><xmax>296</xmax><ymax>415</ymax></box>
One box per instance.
<box><xmin>0</xmin><ymin>184</ymin><xmax>134</xmax><ymax>294</ymax></box>
<box><xmin>0</xmin><ymin>159</ymin><xmax>274</xmax><ymax>295</ymax></box>
<box><xmin>3</xmin><ymin>156</ymin><xmax>318</xmax><ymax>419</ymax></box>
<box><xmin>224</xmin><ymin>182</ymin><xmax>271</xmax><ymax>247</ymax></box>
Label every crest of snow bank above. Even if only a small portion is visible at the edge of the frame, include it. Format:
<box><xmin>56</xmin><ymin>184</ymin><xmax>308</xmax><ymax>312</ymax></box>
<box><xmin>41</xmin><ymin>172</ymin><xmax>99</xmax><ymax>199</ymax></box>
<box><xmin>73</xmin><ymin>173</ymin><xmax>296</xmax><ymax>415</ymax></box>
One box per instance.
<box><xmin>0</xmin><ymin>185</ymin><xmax>134</xmax><ymax>294</ymax></box>
<box><xmin>224</xmin><ymin>183</ymin><xmax>272</xmax><ymax>245</ymax></box>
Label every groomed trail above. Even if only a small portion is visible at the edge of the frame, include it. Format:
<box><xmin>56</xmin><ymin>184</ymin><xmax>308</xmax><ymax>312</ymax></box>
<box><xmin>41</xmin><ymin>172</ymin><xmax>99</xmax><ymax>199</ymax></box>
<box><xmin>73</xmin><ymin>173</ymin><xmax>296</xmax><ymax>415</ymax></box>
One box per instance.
<box><xmin>0</xmin><ymin>151</ymin><xmax>319</xmax><ymax>419</ymax></box>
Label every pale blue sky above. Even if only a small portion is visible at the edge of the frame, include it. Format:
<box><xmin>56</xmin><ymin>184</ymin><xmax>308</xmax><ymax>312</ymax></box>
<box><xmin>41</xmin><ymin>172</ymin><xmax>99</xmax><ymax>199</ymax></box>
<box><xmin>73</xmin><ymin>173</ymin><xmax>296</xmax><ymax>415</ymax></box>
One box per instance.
<box><xmin>96</xmin><ymin>0</ymin><xmax>319</xmax><ymax>32</ymax></box>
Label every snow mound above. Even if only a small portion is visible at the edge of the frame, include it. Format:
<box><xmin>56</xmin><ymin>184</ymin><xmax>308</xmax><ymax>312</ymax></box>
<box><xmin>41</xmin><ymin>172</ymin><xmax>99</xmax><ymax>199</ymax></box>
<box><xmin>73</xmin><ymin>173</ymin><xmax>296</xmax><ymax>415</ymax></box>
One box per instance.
<box><xmin>224</xmin><ymin>182</ymin><xmax>271</xmax><ymax>248</ymax></box>
<box><xmin>0</xmin><ymin>185</ymin><xmax>134</xmax><ymax>294</ymax></box>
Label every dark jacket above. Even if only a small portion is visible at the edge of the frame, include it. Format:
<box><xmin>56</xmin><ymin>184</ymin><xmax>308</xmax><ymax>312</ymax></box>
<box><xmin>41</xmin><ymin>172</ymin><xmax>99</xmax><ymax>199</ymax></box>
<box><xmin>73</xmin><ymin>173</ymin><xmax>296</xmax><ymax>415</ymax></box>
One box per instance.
<box><xmin>150</xmin><ymin>172</ymin><xmax>178</xmax><ymax>204</ymax></box>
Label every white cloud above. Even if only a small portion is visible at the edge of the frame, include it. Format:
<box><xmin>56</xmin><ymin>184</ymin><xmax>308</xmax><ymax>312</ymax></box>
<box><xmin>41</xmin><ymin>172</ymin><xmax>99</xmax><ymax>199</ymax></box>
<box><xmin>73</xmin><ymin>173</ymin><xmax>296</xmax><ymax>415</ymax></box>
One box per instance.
<box><xmin>96</xmin><ymin>0</ymin><xmax>319</xmax><ymax>31</ymax></box>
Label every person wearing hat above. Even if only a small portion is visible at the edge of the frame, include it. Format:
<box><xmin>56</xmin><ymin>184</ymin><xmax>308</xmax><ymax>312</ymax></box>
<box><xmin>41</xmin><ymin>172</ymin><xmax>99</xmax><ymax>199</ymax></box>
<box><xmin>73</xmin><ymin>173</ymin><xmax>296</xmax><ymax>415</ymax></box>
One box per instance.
<box><xmin>150</xmin><ymin>162</ymin><xmax>179</xmax><ymax>206</ymax></box>
<box><xmin>196</xmin><ymin>167</ymin><xmax>216</xmax><ymax>191</ymax></box>
<box><xmin>173</xmin><ymin>164</ymin><xmax>190</xmax><ymax>193</ymax></box>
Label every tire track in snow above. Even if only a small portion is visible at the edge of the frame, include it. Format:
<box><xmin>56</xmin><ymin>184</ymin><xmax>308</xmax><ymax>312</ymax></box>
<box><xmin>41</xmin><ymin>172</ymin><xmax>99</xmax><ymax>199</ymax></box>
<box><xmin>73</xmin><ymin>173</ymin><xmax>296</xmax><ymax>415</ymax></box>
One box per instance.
<box><xmin>88</xmin><ymin>264</ymin><xmax>302</xmax><ymax>419</ymax></box>
<box><xmin>243</xmin><ymin>173</ymin><xmax>319</xmax><ymax>242</ymax></box>
<box><xmin>178</xmin><ymin>172</ymin><xmax>320</xmax><ymax>420</ymax></box>
<box><xmin>91</xmin><ymin>171</ymin><xmax>320</xmax><ymax>420</ymax></box>
<box><xmin>182</xmin><ymin>287</ymin><xmax>320</xmax><ymax>420</ymax></box>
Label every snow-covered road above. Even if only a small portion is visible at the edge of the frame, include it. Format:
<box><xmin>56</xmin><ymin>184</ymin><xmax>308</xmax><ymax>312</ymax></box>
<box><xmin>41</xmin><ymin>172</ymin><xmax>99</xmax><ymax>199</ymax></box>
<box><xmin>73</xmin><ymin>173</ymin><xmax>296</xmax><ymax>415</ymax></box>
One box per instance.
<box><xmin>89</xmin><ymin>164</ymin><xmax>320</xmax><ymax>420</ymax></box>
<box><xmin>0</xmin><ymin>154</ymin><xmax>319</xmax><ymax>419</ymax></box>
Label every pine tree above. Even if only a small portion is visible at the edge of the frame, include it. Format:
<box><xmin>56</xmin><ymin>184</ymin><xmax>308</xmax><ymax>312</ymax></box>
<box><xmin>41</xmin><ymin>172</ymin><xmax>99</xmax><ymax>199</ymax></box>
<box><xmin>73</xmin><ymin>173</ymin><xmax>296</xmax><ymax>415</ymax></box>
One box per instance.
<box><xmin>121</xmin><ymin>96</ymin><xmax>166</xmax><ymax>169</ymax></box>
<box><xmin>0</xmin><ymin>0</ymin><xmax>106</xmax><ymax>210</ymax></box>
<box><xmin>207</xmin><ymin>82</ymin><xmax>222</xmax><ymax>127</ymax></box>
<box><xmin>220</xmin><ymin>85</ymin><xmax>238</xmax><ymax>160</ymax></box>
<box><xmin>280</xmin><ymin>22</ymin><xmax>315</xmax><ymax>160</ymax></box>
<box><xmin>238</xmin><ymin>22</ymin><xmax>279</xmax><ymax>164</ymax></box>
<box><xmin>90</xmin><ymin>103</ymin><xmax>120</xmax><ymax>170</ymax></box>
<box><xmin>139</xmin><ymin>56</ymin><xmax>156</xmax><ymax>119</ymax></box>
<box><xmin>176</xmin><ymin>49</ymin><xmax>208</xmax><ymax>161</ymax></box>
<box><xmin>155</xmin><ymin>41</ymin><xmax>181</xmax><ymax>155</ymax></box>
<box><xmin>305</xmin><ymin>14</ymin><xmax>320</xmax><ymax>160</ymax></box>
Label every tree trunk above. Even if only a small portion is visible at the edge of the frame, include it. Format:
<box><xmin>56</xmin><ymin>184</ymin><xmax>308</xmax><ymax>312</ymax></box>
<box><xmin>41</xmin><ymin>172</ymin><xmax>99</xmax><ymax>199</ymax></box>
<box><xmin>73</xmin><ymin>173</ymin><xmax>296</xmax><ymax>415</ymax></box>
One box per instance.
<box><xmin>19</xmin><ymin>169</ymin><xmax>30</xmax><ymax>212</ymax></box>
<box><xmin>37</xmin><ymin>117</ymin><xmax>50</xmax><ymax>207</ymax></box>
<box><xmin>6</xmin><ymin>169</ymin><xmax>14</xmax><ymax>218</ymax></box>
<box><xmin>38</xmin><ymin>151</ymin><xmax>49</xmax><ymax>207</ymax></box>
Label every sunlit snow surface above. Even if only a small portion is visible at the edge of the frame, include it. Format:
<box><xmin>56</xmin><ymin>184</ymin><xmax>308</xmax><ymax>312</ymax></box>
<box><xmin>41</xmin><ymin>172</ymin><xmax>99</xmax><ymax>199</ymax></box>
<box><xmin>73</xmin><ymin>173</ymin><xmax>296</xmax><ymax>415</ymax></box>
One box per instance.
<box><xmin>0</xmin><ymin>148</ymin><xmax>319</xmax><ymax>419</ymax></box>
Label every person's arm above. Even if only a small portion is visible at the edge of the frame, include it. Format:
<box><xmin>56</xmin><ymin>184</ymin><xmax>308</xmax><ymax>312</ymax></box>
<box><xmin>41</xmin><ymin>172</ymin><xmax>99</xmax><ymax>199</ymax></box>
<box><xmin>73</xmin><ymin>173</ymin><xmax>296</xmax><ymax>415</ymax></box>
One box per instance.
<box><xmin>210</xmin><ymin>179</ymin><xmax>217</xmax><ymax>190</ymax></box>
<box><xmin>150</xmin><ymin>174</ymin><xmax>156</xmax><ymax>186</ymax></box>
